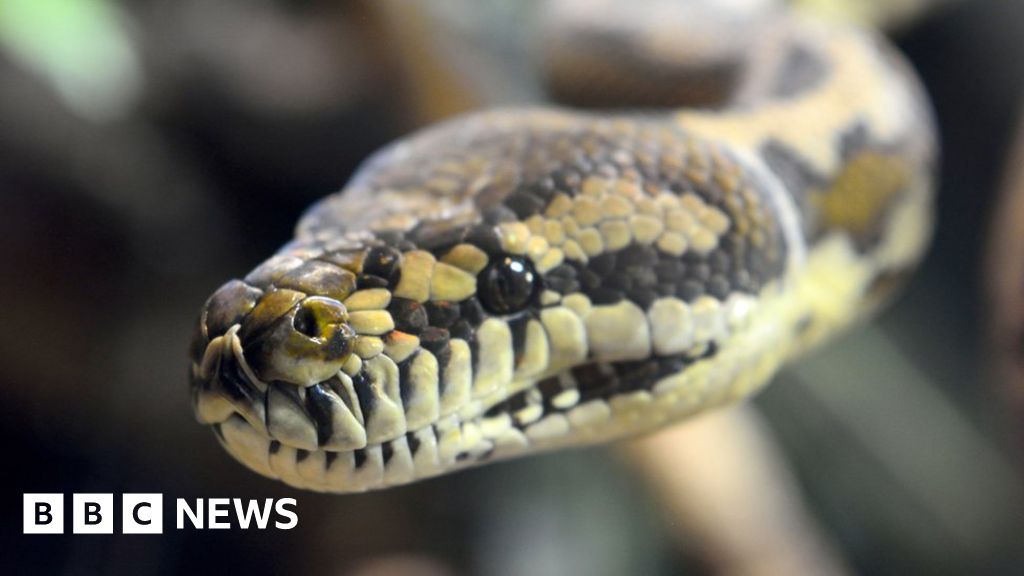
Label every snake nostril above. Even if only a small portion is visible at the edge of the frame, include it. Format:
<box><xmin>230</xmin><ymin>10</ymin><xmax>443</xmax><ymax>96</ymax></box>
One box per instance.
<box><xmin>292</xmin><ymin>296</ymin><xmax>350</xmax><ymax>342</ymax></box>
<box><xmin>293</xmin><ymin>305</ymin><xmax>321</xmax><ymax>339</ymax></box>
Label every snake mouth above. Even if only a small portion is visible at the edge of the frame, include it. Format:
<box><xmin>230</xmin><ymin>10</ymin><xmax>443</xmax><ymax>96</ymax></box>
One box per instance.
<box><xmin>212</xmin><ymin>410</ymin><xmax>443</xmax><ymax>492</ymax></box>
<box><xmin>190</xmin><ymin>315</ymin><xmax>487</xmax><ymax>492</ymax></box>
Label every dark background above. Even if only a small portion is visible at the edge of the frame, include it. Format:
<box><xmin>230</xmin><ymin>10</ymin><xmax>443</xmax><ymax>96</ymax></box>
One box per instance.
<box><xmin>2</xmin><ymin>0</ymin><xmax>1024</xmax><ymax>574</ymax></box>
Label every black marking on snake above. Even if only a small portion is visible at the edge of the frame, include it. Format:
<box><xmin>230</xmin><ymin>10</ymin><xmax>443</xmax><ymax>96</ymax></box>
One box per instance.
<box><xmin>481</xmin><ymin>205</ymin><xmax>519</xmax><ymax>226</ymax></box>
<box><xmin>325</xmin><ymin>451</ymin><xmax>338</xmax><ymax>469</ymax></box>
<box><xmin>578</xmin><ymin>266</ymin><xmax>603</xmax><ymax>292</ymax></box>
<box><xmin>324</xmin><ymin>376</ymin><xmax>358</xmax><ymax>414</ymax></box>
<box><xmin>419</xmin><ymin>327</ymin><xmax>451</xmax><ymax>355</ymax></box>
<box><xmin>770</xmin><ymin>43</ymin><xmax>829</xmax><ymax>99</ymax></box>
<box><xmin>424</xmin><ymin>301</ymin><xmax>460</xmax><ymax>329</ymax></box>
<box><xmin>542</xmin><ymin>264</ymin><xmax>579</xmax><ymax>295</ymax></box>
<box><xmin>459</xmin><ymin>297</ymin><xmax>487</xmax><ymax>326</ymax></box>
<box><xmin>557</xmin><ymin>235</ymin><xmax>756</xmax><ymax>305</ymax></box>
<box><xmin>589</xmin><ymin>286</ymin><xmax>623</xmax><ymax>305</ymax></box>
<box><xmin>589</xmin><ymin>251</ymin><xmax>617</xmax><ymax>276</ymax></box>
<box><xmin>409</xmin><ymin>221</ymin><xmax>468</xmax><ymax>253</ymax></box>
<box><xmin>353</xmin><ymin>448</ymin><xmax>367</xmax><ymax>468</ymax></box>
<box><xmin>389</xmin><ymin>298</ymin><xmax>428</xmax><ymax>334</ymax></box>
<box><xmin>654</xmin><ymin>259</ymin><xmax>684</xmax><ymax>281</ymax></box>
<box><xmin>464</xmin><ymin>325</ymin><xmax>482</xmax><ymax>388</ymax></box>
<box><xmin>352</xmin><ymin>370</ymin><xmax>376</xmax><ymax>422</ymax></box>
<box><xmin>357</xmin><ymin>274</ymin><xmax>391</xmax><ymax>290</ymax></box>
<box><xmin>449</xmin><ymin>318</ymin><xmax>474</xmax><ymax>345</ymax></box>
<box><xmin>464</xmin><ymin>225</ymin><xmax>503</xmax><ymax>255</ymax></box>
<box><xmin>398</xmin><ymin>353</ymin><xmax>417</xmax><ymax>407</ymax></box>
<box><xmin>763</xmin><ymin>140</ymin><xmax>828</xmax><ymax>239</ymax></box>
<box><xmin>295</xmin><ymin>449</ymin><xmax>310</xmax><ymax>463</ymax></box>
<box><xmin>304</xmin><ymin>383</ymin><xmax>336</xmax><ymax>447</ymax></box>
<box><xmin>212</xmin><ymin>355</ymin><xmax>267</xmax><ymax>431</ymax></box>
<box><xmin>507</xmin><ymin>315</ymin><xmax>531</xmax><ymax>364</ymax></box>
<box><xmin>678</xmin><ymin>280</ymin><xmax>703</xmax><ymax>301</ymax></box>
<box><xmin>216</xmin><ymin>354</ymin><xmax>256</xmax><ymax>402</ymax></box>
<box><xmin>571</xmin><ymin>346</ymin><xmax>719</xmax><ymax>405</ymax></box>
<box><xmin>381</xmin><ymin>442</ymin><xmax>395</xmax><ymax>465</ymax></box>
<box><xmin>598</xmin><ymin>362</ymin><xmax>646</xmax><ymax>400</ymax></box>
<box><xmin>405</xmin><ymin>432</ymin><xmax>421</xmax><ymax>457</ymax></box>
<box><xmin>838</xmin><ymin>123</ymin><xmax>872</xmax><ymax>158</ymax></box>
<box><xmin>549</xmin><ymin>166</ymin><xmax>583</xmax><ymax>193</ymax></box>
<box><xmin>604</xmin><ymin>271</ymin><xmax>633</xmax><ymax>294</ymax></box>
<box><xmin>483</xmin><ymin>389</ymin><xmax>530</xmax><ymax>420</ymax></box>
<box><xmin>505</xmin><ymin>187</ymin><xmax>549</xmax><ymax>219</ymax></box>
<box><xmin>621</xmin><ymin>243</ymin><xmax>660</xmax><ymax>268</ymax></box>
<box><xmin>363</xmin><ymin>246</ymin><xmax>402</xmax><ymax>281</ymax></box>
<box><xmin>420</xmin><ymin>327</ymin><xmax>452</xmax><ymax>393</ymax></box>
<box><xmin>482</xmin><ymin>401</ymin><xmax>505</xmax><ymax>420</ymax></box>
<box><xmin>538</xmin><ymin>376</ymin><xmax>573</xmax><ymax>413</ymax></box>
<box><xmin>573</xmin><ymin>363</ymin><xmax>633</xmax><ymax>404</ymax></box>
<box><xmin>269</xmin><ymin>440</ymin><xmax>281</xmax><ymax>455</ymax></box>
<box><xmin>627</xmin><ymin>288</ymin><xmax>658</xmax><ymax>309</ymax></box>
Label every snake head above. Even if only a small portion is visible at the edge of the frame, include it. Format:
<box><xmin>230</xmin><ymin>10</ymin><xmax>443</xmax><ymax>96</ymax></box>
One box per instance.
<box><xmin>185</xmin><ymin>109</ymin><xmax>801</xmax><ymax>494</ymax></box>
<box><xmin>191</xmin><ymin>141</ymin><xmax>794</xmax><ymax>497</ymax></box>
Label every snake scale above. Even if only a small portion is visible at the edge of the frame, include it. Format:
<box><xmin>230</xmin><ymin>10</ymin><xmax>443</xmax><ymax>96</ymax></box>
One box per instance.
<box><xmin>188</xmin><ymin>0</ymin><xmax>936</xmax><ymax>493</ymax></box>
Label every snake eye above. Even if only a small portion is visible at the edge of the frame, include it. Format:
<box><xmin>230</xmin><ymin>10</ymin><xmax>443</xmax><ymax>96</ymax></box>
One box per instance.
<box><xmin>478</xmin><ymin>255</ymin><xmax>539</xmax><ymax>314</ymax></box>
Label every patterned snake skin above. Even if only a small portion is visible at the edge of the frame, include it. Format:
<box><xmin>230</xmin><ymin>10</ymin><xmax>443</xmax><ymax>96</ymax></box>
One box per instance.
<box><xmin>188</xmin><ymin>1</ymin><xmax>936</xmax><ymax>492</ymax></box>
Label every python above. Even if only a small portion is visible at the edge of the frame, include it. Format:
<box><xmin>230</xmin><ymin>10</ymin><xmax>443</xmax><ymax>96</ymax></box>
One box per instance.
<box><xmin>188</xmin><ymin>0</ymin><xmax>934</xmax><ymax>493</ymax></box>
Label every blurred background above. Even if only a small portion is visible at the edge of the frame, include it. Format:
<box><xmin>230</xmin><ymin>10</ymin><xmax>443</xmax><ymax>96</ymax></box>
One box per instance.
<box><xmin>3</xmin><ymin>0</ymin><xmax>1024</xmax><ymax>574</ymax></box>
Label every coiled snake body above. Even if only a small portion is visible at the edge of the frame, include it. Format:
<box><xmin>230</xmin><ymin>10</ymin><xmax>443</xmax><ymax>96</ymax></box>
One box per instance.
<box><xmin>189</xmin><ymin>2</ymin><xmax>935</xmax><ymax>492</ymax></box>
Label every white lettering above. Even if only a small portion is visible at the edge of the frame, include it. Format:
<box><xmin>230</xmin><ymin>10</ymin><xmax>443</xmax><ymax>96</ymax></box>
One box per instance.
<box><xmin>233</xmin><ymin>498</ymin><xmax>273</xmax><ymax>529</ymax></box>
<box><xmin>275</xmin><ymin>498</ymin><xmax>298</xmax><ymax>529</ymax></box>
<box><xmin>176</xmin><ymin>499</ymin><xmax>203</xmax><ymax>529</ymax></box>
<box><xmin>208</xmin><ymin>498</ymin><xmax>230</xmax><ymax>529</ymax></box>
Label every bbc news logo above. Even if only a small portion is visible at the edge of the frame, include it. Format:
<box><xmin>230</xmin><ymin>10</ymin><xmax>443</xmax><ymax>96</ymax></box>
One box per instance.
<box><xmin>24</xmin><ymin>494</ymin><xmax>297</xmax><ymax>534</ymax></box>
